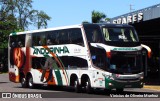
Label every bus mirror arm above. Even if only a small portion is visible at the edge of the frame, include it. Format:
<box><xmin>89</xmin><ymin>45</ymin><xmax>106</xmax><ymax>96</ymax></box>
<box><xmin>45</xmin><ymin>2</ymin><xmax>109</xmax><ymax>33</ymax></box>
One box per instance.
<box><xmin>87</xmin><ymin>41</ymin><xmax>91</xmax><ymax>46</ymax></box>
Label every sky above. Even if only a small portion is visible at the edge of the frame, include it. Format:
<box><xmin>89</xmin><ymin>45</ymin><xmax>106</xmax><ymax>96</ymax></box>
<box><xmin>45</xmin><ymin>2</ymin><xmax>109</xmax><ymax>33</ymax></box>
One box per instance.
<box><xmin>32</xmin><ymin>0</ymin><xmax>160</xmax><ymax>29</ymax></box>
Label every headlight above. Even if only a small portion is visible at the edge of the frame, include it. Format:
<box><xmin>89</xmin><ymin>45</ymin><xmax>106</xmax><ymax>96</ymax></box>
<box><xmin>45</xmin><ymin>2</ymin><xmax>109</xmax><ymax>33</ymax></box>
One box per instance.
<box><xmin>140</xmin><ymin>76</ymin><xmax>144</xmax><ymax>80</ymax></box>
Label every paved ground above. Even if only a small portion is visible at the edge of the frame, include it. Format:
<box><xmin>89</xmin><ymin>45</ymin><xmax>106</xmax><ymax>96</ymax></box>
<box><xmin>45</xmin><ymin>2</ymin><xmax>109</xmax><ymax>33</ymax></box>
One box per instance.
<box><xmin>0</xmin><ymin>73</ymin><xmax>160</xmax><ymax>101</ymax></box>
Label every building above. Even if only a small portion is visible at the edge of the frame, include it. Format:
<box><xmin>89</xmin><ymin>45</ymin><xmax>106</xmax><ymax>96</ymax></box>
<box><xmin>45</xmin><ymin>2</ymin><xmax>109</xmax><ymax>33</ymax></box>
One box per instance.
<box><xmin>110</xmin><ymin>3</ymin><xmax>160</xmax><ymax>83</ymax></box>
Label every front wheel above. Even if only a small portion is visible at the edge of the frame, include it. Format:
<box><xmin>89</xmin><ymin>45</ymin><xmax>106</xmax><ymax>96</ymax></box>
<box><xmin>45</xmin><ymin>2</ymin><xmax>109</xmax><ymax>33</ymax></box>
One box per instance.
<box><xmin>116</xmin><ymin>88</ymin><xmax>124</xmax><ymax>93</ymax></box>
<box><xmin>104</xmin><ymin>89</ymin><xmax>111</xmax><ymax>94</ymax></box>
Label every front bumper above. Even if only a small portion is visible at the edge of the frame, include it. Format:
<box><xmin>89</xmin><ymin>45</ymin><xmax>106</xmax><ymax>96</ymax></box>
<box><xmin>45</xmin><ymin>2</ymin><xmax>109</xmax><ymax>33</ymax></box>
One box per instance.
<box><xmin>105</xmin><ymin>78</ymin><xmax>143</xmax><ymax>89</ymax></box>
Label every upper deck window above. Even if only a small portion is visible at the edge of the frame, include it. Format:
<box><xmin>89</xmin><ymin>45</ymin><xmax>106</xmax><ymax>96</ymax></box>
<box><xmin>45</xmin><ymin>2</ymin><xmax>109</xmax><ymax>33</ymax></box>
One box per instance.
<box><xmin>10</xmin><ymin>34</ymin><xmax>26</xmax><ymax>48</ymax></box>
<box><xmin>84</xmin><ymin>25</ymin><xmax>104</xmax><ymax>43</ymax></box>
<box><xmin>102</xmin><ymin>27</ymin><xmax>139</xmax><ymax>42</ymax></box>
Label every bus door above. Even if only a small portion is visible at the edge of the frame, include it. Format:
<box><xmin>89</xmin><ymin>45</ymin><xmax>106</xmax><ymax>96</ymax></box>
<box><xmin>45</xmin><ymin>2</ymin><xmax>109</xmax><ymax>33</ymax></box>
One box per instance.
<box><xmin>90</xmin><ymin>45</ymin><xmax>106</xmax><ymax>88</ymax></box>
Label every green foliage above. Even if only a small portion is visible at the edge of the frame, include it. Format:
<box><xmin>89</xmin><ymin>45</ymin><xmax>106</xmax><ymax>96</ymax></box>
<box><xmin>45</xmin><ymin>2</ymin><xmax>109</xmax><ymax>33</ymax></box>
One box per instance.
<box><xmin>105</xmin><ymin>18</ymin><xmax>110</xmax><ymax>21</ymax></box>
<box><xmin>37</xmin><ymin>11</ymin><xmax>51</xmax><ymax>29</ymax></box>
<box><xmin>0</xmin><ymin>0</ymin><xmax>51</xmax><ymax>49</ymax></box>
<box><xmin>92</xmin><ymin>10</ymin><xmax>106</xmax><ymax>23</ymax></box>
<box><xmin>82</xmin><ymin>21</ymin><xmax>90</xmax><ymax>24</ymax></box>
<box><xmin>0</xmin><ymin>0</ymin><xmax>51</xmax><ymax>30</ymax></box>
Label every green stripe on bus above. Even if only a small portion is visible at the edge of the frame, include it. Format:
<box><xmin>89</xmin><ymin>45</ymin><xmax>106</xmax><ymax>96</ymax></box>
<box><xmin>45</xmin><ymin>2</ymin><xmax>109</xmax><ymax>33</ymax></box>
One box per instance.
<box><xmin>54</xmin><ymin>69</ymin><xmax>63</xmax><ymax>86</ymax></box>
<box><xmin>44</xmin><ymin>54</ymin><xmax>50</xmax><ymax>58</ymax></box>
<box><xmin>32</xmin><ymin>46</ymin><xmax>63</xmax><ymax>86</ymax></box>
<box><xmin>56</xmin><ymin>54</ymin><xmax>69</xmax><ymax>83</ymax></box>
<box><xmin>52</xmin><ymin>63</ymin><xmax>63</xmax><ymax>86</ymax></box>
<box><xmin>11</xmin><ymin>32</ymin><xmax>17</xmax><ymax>35</ymax></box>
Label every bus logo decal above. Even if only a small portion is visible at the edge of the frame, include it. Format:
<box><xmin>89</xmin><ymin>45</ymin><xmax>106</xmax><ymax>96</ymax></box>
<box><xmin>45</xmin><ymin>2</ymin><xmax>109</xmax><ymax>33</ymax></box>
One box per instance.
<box><xmin>33</xmin><ymin>46</ymin><xmax>69</xmax><ymax>55</ymax></box>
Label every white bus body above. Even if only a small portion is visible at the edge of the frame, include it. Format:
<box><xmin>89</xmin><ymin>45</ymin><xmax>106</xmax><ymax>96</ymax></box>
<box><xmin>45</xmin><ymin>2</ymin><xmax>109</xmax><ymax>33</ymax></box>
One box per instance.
<box><xmin>8</xmin><ymin>24</ymin><xmax>149</xmax><ymax>93</ymax></box>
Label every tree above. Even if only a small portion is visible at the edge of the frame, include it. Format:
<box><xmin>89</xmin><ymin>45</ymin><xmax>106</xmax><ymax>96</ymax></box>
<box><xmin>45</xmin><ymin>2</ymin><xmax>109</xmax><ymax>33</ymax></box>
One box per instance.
<box><xmin>0</xmin><ymin>0</ymin><xmax>51</xmax><ymax>49</ymax></box>
<box><xmin>105</xmin><ymin>18</ymin><xmax>110</xmax><ymax>22</ymax></box>
<box><xmin>0</xmin><ymin>0</ymin><xmax>51</xmax><ymax>30</ymax></box>
<box><xmin>0</xmin><ymin>0</ymin><xmax>18</xmax><ymax>48</ymax></box>
<box><xmin>36</xmin><ymin>11</ymin><xmax>51</xmax><ymax>29</ymax></box>
<box><xmin>92</xmin><ymin>10</ymin><xmax>106</xmax><ymax>23</ymax></box>
<box><xmin>82</xmin><ymin>21</ymin><xmax>90</xmax><ymax>24</ymax></box>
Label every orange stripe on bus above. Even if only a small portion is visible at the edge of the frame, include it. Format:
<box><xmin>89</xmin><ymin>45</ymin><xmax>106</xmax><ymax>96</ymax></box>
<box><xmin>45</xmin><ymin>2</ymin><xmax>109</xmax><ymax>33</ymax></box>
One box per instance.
<box><xmin>38</xmin><ymin>69</ymin><xmax>56</xmax><ymax>85</ymax></box>
<box><xmin>42</xmin><ymin>46</ymin><xmax>69</xmax><ymax>85</ymax></box>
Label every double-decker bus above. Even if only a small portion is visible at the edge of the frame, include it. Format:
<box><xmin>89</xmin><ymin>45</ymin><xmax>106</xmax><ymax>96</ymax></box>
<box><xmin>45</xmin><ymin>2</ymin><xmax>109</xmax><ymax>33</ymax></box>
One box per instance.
<box><xmin>8</xmin><ymin>24</ymin><xmax>151</xmax><ymax>93</ymax></box>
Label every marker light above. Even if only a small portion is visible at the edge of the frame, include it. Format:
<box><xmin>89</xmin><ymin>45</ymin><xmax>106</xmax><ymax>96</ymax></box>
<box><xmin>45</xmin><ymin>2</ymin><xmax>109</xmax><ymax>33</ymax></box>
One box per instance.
<box><xmin>140</xmin><ymin>76</ymin><xmax>144</xmax><ymax>80</ymax></box>
<box><xmin>141</xmin><ymin>44</ymin><xmax>152</xmax><ymax>58</ymax></box>
<box><xmin>106</xmin><ymin>51</ymin><xmax>111</xmax><ymax>58</ymax></box>
<box><xmin>109</xmin><ymin>83</ymin><xmax>112</xmax><ymax>86</ymax></box>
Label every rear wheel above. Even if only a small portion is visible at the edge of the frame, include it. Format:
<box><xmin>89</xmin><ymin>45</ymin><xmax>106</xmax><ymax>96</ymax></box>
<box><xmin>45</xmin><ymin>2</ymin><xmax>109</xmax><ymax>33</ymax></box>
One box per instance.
<box><xmin>85</xmin><ymin>78</ymin><xmax>93</xmax><ymax>94</ymax></box>
<box><xmin>74</xmin><ymin>79</ymin><xmax>81</xmax><ymax>93</ymax></box>
<box><xmin>27</xmin><ymin>75</ymin><xmax>35</xmax><ymax>89</ymax></box>
<box><xmin>20</xmin><ymin>76</ymin><xmax>27</xmax><ymax>88</ymax></box>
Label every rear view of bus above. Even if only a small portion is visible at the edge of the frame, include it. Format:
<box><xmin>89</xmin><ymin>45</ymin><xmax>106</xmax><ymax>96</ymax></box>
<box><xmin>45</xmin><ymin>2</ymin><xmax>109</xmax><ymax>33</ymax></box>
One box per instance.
<box><xmin>83</xmin><ymin>24</ymin><xmax>149</xmax><ymax>92</ymax></box>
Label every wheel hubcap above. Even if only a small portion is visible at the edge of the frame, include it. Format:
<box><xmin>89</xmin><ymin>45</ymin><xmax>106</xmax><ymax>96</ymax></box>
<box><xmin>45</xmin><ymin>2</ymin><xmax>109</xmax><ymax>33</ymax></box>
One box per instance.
<box><xmin>29</xmin><ymin>78</ymin><xmax>33</xmax><ymax>87</ymax></box>
<box><xmin>74</xmin><ymin>81</ymin><xmax>77</xmax><ymax>88</ymax></box>
<box><xmin>22</xmin><ymin>78</ymin><xmax>25</xmax><ymax>84</ymax></box>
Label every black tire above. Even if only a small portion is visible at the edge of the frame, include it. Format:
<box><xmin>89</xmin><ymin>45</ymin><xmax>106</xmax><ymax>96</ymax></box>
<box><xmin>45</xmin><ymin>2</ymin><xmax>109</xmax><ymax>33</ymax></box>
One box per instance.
<box><xmin>104</xmin><ymin>89</ymin><xmax>111</xmax><ymax>94</ymax></box>
<box><xmin>74</xmin><ymin>79</ymin><xmax>81</xmax><ymax>93</ymax></box>
<box><xmin>116</xmin><ymin>88</ymin><xmax>124</xmax><ymax>93</ymax></box>
<box><xmin>85</xmin><ymin>78</ymin><xmax>93</xmax><ymax>94</ymax></box>
<box><xmin>20</xmin><ymin>76</ymin><xmax>27</xmax><ymax>88</ymax></box>
<box><xmin>27</xmin><ymin>75</ymin><xmax>35</xmax><ymax>89</ymax></box>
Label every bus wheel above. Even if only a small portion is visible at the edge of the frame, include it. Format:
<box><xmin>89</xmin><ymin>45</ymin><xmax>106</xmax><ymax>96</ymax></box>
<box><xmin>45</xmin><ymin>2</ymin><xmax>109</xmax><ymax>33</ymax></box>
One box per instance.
<box><xmin>116</xmin><ymin>88</ymin><xmax>124</xmax><ymax>93</ymax></box>
<box><xmin>74</xmin><ymin>79</ymin><xmax>81</xmax><ymax>93</ymax></box>
<box><xmin>28</xmin><ymin>75</ymin><xmax>34</xmax><ymax>89</ymax></box>
<box><xmin>85</xmin><ymin>78</ymin><xmax>93</xmax><ymax>94</ymax></box>
<box><xmin>104</xmin><ymin>89</ymin><xmax>111</xmax><ymax>94</ymax></box>
<box><xmin>21</xmin><ymin>76</ymin><xmax>27</xmax><ymax>88</ymax></box>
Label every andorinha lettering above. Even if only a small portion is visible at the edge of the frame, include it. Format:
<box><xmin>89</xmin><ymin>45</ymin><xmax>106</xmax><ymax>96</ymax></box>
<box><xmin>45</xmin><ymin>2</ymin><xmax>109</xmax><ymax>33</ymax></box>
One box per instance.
<box><xmin>33</xmin><ymin>46</ymin><xmax>69</xmax><ymax>55</ymax></box>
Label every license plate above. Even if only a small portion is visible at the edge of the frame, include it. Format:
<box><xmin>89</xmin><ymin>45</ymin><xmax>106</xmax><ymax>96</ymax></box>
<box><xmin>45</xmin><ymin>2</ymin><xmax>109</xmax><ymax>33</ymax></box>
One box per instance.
<box><xmin>125</xmin><ymin>85</ymin><xmax>132</xmax><ymax>87</ymax></box>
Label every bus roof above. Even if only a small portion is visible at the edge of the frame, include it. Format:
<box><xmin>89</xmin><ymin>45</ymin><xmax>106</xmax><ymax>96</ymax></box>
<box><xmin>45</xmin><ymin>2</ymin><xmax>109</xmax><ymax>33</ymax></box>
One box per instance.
<box><xmin>82</xmin><ymin>23</ymin><xmax>134</xmax><ymax>28</ymax></box>
<box><xmin>9</xmin><ymin>24</ymin><xmax>82</xmax><ymax>36</ymax></box>
<box><xmin>10</xmin><ymin>23</ymin><xmax>133</xmax><ymax>36</ymax></box>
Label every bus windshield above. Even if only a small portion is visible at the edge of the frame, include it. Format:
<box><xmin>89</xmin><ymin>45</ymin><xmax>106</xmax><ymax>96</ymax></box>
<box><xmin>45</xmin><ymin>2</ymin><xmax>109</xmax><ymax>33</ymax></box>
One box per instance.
<box><xmin>90</xmin><ymin>47</ymin><xmax>143</xmax><ymax>74</ymax></box>
<box><xmin>107</xmin><ymin>52</ymin><xmax>143</xmax><ymax>74</ymax></box>
<box><xmin>102</xmin><ymin>27</ymin><xmax>139</xmax><ymax>42</ymax></box>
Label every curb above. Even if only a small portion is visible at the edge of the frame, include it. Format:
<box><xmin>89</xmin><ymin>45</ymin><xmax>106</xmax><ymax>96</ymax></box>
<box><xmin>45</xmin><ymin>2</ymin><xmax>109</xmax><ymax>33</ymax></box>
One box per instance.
<box><xmin>143</xmin><ymin>85</ymin><xmax>160</xmax><ymax>91</ymax></box>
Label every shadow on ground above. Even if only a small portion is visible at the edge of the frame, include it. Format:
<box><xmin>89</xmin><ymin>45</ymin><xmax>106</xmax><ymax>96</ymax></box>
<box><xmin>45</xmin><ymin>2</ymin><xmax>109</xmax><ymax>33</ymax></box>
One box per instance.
<box><xmin>14</xmin><ymin>85</ymin><xmax>160</xmax><ymax>98</ymax></box>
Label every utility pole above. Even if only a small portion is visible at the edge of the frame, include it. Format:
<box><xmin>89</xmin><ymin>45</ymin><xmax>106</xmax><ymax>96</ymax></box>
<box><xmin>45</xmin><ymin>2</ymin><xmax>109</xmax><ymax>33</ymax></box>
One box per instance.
<box><xmin>130</xmin><ymin>4</ymin><xmax>135</xmax><ymax>12</ymax></box>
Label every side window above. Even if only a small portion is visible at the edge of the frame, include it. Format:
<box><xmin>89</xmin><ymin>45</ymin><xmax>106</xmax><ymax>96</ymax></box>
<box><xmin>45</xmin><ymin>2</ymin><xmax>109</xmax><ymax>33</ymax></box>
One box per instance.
<box><xmin>31</xmin><ymin>28</ymin><xmax>84</xmax><ymax>46</ymax></box>
<box><xmin>59</xmin><ymin>30</ymin><xmax>69</xmax><ymax>44</ymax></box>
<box><xmin>69</xmin><ymin>28</ymin><xmax>84</xmax><ymax>46</ymax></box>
<box><xmin>10</xmin><ymin>34</ymin><xmax>25</xmax><ymax>48</ymax></box>
<box><xmin>91</xmin><ymin>47</ymin><xmax>107</xmax><ymax>70</ymax></box>
<box><xmin>18</xmin><ymin>35</ymin><xmax>25</xmax><ymax>47</ymax></box>
<box><xmin>59</xmin><ymin>56</ymin><xmax>88</xmax><ymax>69</ymax></box>
<box><xmin>46</xmin><ymin>31</ymin><xmax>58</xmax><ymax>45</ymax></box>
<box><xmin>32</xmin><ymin>32</ymin><xmax>46</xmax><ymax>46</ymax></box>
<box><xmin>84</xmin><ymin>27</ymin><xmax>103</xmax><ymax>43</ymax></box>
